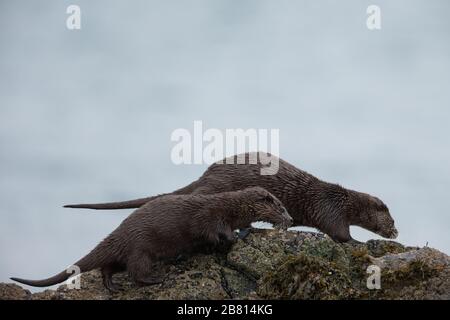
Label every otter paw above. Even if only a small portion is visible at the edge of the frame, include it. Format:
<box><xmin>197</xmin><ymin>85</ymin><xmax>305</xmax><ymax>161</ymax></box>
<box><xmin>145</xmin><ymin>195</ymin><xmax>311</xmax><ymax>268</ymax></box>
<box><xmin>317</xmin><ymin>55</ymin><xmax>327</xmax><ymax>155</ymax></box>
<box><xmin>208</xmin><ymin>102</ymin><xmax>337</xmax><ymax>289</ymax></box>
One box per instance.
<box><xmin>237</xmin><ymin>228</ymin><xmax>252</xmax><ymax>240</ymax></box>
<box><xmin>136</xmin><ymin>275</ymin><xmax>165</xmax><ymax>287</ymax></box>
<box><xmin>105</xmin><ymin>282</ymin><xmax>122</xmax><ymax>293</ymax></box>
<box><xmin>346</xmin><ymin>239</ymin><xmax>364</xmax><ymax>245</ymax></box>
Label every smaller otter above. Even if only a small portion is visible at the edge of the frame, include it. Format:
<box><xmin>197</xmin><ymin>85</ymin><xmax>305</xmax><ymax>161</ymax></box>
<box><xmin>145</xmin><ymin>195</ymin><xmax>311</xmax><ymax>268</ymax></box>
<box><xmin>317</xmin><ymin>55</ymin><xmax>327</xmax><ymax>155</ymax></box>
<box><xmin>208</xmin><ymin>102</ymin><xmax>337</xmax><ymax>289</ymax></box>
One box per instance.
<box><xmin>11</xmin><ymin>187</ymin><xmax>292</xmax><ymax>292</ymax></box>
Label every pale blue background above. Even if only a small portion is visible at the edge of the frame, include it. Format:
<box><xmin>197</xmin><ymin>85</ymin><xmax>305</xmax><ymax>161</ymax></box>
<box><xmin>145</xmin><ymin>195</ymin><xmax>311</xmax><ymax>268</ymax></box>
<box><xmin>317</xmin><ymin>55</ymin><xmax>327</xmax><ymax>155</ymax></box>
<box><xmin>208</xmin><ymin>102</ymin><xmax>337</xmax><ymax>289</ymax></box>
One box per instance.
<box><xmin>1</xmin><ymin>0</ymin><xmax>449</xmax><ymax>289</ymax></box>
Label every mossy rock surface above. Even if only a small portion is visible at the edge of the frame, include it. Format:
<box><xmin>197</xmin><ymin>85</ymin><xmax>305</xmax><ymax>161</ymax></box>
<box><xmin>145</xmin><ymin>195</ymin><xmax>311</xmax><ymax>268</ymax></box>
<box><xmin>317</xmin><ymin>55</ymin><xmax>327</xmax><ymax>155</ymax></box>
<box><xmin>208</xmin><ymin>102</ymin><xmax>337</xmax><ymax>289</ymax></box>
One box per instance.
<box><xmin>365</xmin><ymin>239</ymin><xmax>407</xmax><ymax>257</ymax></box>
<box><xmin>2</xmin><ymin>230</ymin><xmax>449</xmax><ymax>300</ymax></box>
<box><xmin>258</xmin><ymin>254</ymin><xmax>354</xmax><ymax>299</ymax></box>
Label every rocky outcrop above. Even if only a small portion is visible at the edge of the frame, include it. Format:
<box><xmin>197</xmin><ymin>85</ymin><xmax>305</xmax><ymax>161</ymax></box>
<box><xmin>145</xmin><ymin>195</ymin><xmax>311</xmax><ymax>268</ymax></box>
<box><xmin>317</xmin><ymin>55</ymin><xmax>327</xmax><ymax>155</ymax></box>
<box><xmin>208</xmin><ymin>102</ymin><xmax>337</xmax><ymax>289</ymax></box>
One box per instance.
<box><xmin>1</xmin><ymin>229</ymin><xmax>449</xmax><ymax>300</ymax></box>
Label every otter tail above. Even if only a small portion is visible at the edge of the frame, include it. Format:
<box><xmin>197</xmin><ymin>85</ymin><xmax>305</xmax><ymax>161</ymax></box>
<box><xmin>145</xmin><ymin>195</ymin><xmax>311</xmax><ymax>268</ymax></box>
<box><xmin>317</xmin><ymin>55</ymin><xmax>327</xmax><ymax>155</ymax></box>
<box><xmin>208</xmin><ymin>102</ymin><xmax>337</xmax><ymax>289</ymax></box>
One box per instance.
<box><xmin>11</xmin><ymin>239</ymin><xmax>113</xmax><ymax>288</ymax></box>
<box><xmin>63</xmin><ymin>196</ymin><xmax>159</xmax><ymax>210</ymax></box>
<box><xmin>11</xmin><ymin>270</ymin><xmax>73</xmax><ymax>288</ymax></box>
<box><xmin>63</xmin><ymin>179</ymin><xmax>204</xmax><ymax>210</ymax></box>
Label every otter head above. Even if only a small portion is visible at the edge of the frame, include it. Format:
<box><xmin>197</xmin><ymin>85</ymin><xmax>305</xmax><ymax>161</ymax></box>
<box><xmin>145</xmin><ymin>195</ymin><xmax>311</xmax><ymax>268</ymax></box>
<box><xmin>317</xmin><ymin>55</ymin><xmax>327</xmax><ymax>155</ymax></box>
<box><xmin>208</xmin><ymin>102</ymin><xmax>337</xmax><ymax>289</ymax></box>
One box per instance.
<box><xmin>358</xmin><ymin>194</ymin><xmax>398</xmax><ymax>239</ymax></box>
<box><xmin>243</xmin><ymin>187</ymin><xmax>293</xmax><ymax>230</ymax></box>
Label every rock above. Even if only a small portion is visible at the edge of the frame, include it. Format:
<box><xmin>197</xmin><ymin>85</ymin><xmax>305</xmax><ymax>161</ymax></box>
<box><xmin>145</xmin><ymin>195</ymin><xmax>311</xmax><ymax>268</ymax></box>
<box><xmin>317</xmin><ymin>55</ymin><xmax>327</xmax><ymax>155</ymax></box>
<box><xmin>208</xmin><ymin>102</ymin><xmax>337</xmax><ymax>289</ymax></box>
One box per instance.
<box><xmin>0</xmin><ymin>284</ymin><xmax>31</xmax><ymax>300</ymax></box>
<box><xmin>1</xmin><ymin>229</ymin><xmax>449</xmax><ymax>300</ymax></box>
<box><xmin>367</xmin><ymin>247</ymin><xmax>450</xmax><ymax>299</ymax></box>
<box><xmin>257</xmin><ymin>254</ymin><xmax>354</xmax><ymax>299</ymax></box>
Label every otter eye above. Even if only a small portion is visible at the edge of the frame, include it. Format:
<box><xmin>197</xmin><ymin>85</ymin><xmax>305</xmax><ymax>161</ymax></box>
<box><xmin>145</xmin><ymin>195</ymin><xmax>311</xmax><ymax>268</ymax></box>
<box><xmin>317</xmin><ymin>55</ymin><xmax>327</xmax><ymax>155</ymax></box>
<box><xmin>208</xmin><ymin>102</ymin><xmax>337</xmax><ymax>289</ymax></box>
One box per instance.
<box><xmin>264</xmin><ymin>195</ymin><xmax>274</xmax><ymax>203</ymax></box>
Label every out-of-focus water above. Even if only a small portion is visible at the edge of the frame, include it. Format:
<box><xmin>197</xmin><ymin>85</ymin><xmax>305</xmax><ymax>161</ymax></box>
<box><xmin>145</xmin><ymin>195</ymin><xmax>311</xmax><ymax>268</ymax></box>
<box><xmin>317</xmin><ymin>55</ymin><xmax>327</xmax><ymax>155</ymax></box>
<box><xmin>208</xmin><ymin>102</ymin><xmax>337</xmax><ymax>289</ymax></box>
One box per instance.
<box><xmin>1</xmin><ymin>1</ymin><xmax>449</xmax><ymax>290</ymax></box>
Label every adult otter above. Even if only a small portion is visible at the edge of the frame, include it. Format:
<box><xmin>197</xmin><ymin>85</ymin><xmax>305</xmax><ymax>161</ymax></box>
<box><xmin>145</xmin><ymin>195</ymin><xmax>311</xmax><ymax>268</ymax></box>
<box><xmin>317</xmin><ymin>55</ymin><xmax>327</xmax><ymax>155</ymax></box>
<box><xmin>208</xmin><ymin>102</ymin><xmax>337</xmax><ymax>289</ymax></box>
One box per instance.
<box><xmin>65</xmin><ymin>152</ymin><xmax>398</xmax><ymax>243</ymax></box>
<box><xmin>12</xmin><ymin>187</ymin><xmax>292</xmax><ymax>292</ymax></box>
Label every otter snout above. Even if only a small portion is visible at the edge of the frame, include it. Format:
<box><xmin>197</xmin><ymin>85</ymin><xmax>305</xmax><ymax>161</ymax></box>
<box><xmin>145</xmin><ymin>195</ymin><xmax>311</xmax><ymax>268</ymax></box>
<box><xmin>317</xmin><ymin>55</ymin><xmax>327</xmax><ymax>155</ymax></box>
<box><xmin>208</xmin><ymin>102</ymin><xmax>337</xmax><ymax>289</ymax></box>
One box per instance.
<box><xmin>276</xmin><ymin>209</ymin><xmax>293</xmax><ymax>230</ymax></box>
<box><xmin>387</xmin><ymin>227</ymin><xmax>399</xmax><ymax>239</ymax></box>
<box><xmin>379</xmin><ymin>226</ymin><xmax>398</xmax><ymax>239</ymax></box>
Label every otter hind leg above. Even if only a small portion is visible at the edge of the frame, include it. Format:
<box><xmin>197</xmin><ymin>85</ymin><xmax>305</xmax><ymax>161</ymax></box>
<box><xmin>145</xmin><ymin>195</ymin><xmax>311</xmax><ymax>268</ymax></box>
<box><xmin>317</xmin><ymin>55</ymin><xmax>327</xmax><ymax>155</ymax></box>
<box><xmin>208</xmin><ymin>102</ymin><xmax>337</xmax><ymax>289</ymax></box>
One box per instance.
<box><xmin>101</xmin><ymin>264</ymin><xmax>123</xmax><ymax>293</ymax></box>
<box><xmin>128</xmin><ymin>253</ymin><xmax>165</xmax><ymax>287</ymax></box>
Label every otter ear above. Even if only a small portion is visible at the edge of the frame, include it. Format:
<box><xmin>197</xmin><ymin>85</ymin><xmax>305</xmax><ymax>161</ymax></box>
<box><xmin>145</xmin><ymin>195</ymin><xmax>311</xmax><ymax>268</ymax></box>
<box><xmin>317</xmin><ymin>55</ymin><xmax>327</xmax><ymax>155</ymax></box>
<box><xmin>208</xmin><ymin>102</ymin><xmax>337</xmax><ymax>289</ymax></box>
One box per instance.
<box><xmin>369</xmin><ymin>196</ymin><xmax>388</xmax><ymax>210</ymax></box>
<box><xmin>263</xmin><ymin>194</ymin><xmax>274</xmax><ymax>202</ymax></box>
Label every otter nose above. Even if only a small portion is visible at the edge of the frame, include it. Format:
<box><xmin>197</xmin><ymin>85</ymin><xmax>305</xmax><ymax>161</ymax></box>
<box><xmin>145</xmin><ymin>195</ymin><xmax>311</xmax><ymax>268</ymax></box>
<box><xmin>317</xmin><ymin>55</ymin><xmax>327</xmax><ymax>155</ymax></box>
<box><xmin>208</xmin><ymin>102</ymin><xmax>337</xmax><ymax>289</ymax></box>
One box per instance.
<box><xmin>391</xmin><ymin>228</ymin><xmax>399</xmax><ymax>239</ymax></box>
<box><xmin>283</xmin><ymin>209</ymin><xmax>293</xmax><ymax>225</ymax></box>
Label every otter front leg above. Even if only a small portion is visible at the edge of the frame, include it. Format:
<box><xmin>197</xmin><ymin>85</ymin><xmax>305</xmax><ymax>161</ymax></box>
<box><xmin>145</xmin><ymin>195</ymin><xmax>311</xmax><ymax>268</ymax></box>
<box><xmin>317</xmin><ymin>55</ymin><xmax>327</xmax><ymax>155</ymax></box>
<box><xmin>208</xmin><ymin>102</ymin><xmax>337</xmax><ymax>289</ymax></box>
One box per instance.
<box><xmin>332</xmin><ymin>233</ymin><xmax>354</xmax><ymax>243</ymax></box>
<box><xmin>321</xmin><ymin>219</ymin><xmax>353</xmax><ymax>243</ymax></box>
<box><xmin>216</xmin><ymin>228</ymin><xmax>238</xmax><ymax>252</ymax></box>
<box><xmin>202</xmin><ymin>226</ymin><xmax>237</xmax><ymax>253</ymax></box>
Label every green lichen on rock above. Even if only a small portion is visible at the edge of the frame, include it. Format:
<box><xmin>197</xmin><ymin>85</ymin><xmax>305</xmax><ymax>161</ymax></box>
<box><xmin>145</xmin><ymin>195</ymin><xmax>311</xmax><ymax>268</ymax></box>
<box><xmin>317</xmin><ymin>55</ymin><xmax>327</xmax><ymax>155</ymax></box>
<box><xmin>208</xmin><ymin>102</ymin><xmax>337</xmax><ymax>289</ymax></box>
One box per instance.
<box><xmin>381</xmin><ymin>259</ymin><xmax>437</xmax><ymax>293</ymax></box>
<box><xmin>299</xmin><ymin>238</ymin><xmax>351</xmax><ymax>272</ymax></box>
<box><xmin>226</xmin><ymin>229</ymin><xmax>308</xmax><ymax>279</ymax></box>
<box><xmin>227</xmin><ymin>244</ymin><xmax>273</xmax><ymax>279</ymax></box>
<box><xmin>1</xmin><ymin>230</ymin><xmax>449</xmax><ymax>300</ymax></box>
<box><xmin>219</xmin><ymin>266</ymin><xmax>256</xmax><ymax>299</ymax></box>
<box><xmin>365</xmin><ymin>240</ymin><xmax>407</xmax><ymax>257</ymax></box>
<box><xmin>257</xmin><ymin>254</ymin><xmax>354</xmax><ymax>300</ymax></box>
<box><xmin>364</xmin><ymin>248</ymin><xmax>450</xmax><ymax>299</ymax></box>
